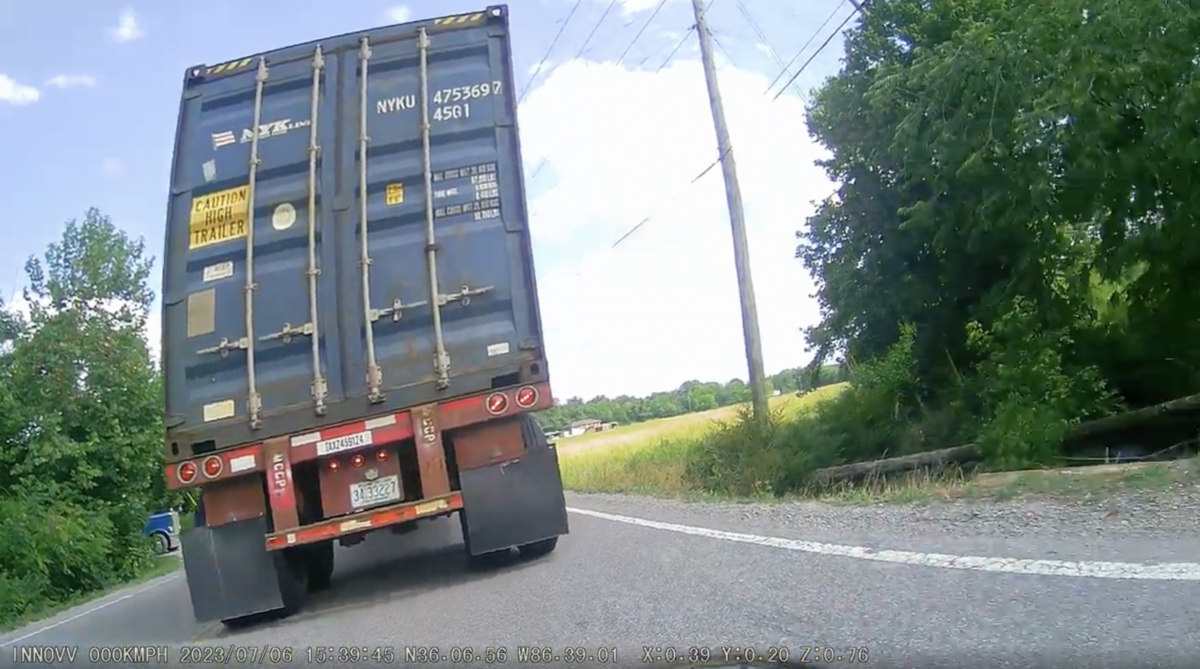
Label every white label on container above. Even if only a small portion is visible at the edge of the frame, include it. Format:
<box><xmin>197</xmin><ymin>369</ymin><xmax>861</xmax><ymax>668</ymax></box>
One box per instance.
<box><xmin>486</xmin><ymin>342</ymin><xmax>510</xmax><ymax>357</ymax></box>
<box><xmin>316</xmin><ymin>430</ymin><xmax>373</xmax><ymax>456</ymax></box>
<box><xmin>229</xmin><ymin>454</ymin><xmax>256</xmax><ymax>473</ymax></box>
<box><xmin>202</xmin><ymin>261</ymin><xmax>234</xmax><ymax>282</ymax></box>
<box><xmin>202</xmin><ymin>399</ymin><xmax>236</xmax><ymax>422</ymax></box>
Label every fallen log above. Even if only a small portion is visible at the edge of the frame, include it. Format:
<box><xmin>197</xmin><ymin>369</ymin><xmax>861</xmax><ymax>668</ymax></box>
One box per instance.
<box><xmin>810</xmin><ymin>392</ymin><xmax>1200</xmax><ymax>486</ymax></box>
<box><xmin>1065</xmin><ymin>392</ymin><xmax>1200</xmax><ymax>441</ymax></box>
<box><xmin>810</xmin><ymin>443</ymin><xmax>982</xmax><ymax>486</ymax></box>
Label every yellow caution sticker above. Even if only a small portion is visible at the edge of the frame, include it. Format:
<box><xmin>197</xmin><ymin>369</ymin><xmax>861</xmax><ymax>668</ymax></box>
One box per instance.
<box><xmin>189</xmin><ymin>185</ymin><xmax>250</xmax><ymax>249</ymax></box>
<box><xmin>385</xmin><ymin>182</ymin><xmax>405</xmax><ymax>206</ymax></box>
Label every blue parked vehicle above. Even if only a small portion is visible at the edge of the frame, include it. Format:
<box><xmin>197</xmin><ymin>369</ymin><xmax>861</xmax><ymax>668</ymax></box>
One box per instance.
<box><xmin>143</xmin><ymin>510</ymin><xmax>181</xmax><ymax>555</ymax></box>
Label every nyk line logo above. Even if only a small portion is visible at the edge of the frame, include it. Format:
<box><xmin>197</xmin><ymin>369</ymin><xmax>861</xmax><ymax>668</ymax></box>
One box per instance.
<box><xmin>212</xmin><ymin>118</ymin><xmax>312</xmax><ymax>150</ymax></box>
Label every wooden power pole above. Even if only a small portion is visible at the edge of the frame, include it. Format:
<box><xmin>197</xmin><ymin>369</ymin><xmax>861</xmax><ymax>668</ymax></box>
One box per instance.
<box><xmin>690</xmin><ymin>0</ymin><xmax>770</xmax><ymax>420</ymax></box>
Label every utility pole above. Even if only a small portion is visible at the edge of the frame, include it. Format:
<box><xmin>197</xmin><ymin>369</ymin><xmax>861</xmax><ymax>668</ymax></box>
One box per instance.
<box><xmin>690</xmin><ymin>0</ymin><xmax>770</xmax><ymax>420</ymax></box>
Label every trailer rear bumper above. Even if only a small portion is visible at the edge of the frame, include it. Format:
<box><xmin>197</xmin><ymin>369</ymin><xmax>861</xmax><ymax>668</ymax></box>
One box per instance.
<box><xmin>263</xmin><ymin>492</ymin><xmax>462</xmax><ymax>550</ymax></box>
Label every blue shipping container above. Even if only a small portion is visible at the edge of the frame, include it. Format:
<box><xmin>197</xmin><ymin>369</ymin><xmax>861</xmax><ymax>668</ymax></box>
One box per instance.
<box><xmin>162</xmin><ymin>6</ymin><xmax>548</xmax><ymax>459</ymax></box>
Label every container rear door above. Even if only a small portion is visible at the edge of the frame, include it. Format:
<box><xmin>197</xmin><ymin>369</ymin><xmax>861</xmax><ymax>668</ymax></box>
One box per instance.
<box><xmin>341</xmin><ymin>16</ymin><xmax>542</xmax><ymax>400</ymax></box>
<box><xmin>165</xmin><ymin>51</ymin><xmax>346</xmax><ymax>435</ymax></box>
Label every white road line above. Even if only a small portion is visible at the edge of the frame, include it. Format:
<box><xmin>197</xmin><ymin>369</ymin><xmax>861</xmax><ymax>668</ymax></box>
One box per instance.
<box><xmin>567</xmin><ymin>506</ymin><xmax>1200</xmax><ymax>581</ymax></box>
<box><xmin>0</xmin><ymin>573</ymin><xmax>181</xmax><ymax>647</ymax></box>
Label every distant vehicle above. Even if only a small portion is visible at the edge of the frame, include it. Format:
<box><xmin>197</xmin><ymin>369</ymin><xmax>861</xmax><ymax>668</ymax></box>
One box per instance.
<box><xmin>160</xmin><ymin>4</ymin><xmax>568</xmax><ymax>628</ymax></box>
<box><xmin>143</xmin><ymin>510</ymin><xmax>180</xmax><ymax>555</ymax></box>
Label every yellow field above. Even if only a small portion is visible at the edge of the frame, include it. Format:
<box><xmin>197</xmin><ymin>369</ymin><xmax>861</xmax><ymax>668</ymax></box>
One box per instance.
<box><xmin>556</xmin><ymin>383</ymin><xmax>848</xmax><ymax>495</ymax></box>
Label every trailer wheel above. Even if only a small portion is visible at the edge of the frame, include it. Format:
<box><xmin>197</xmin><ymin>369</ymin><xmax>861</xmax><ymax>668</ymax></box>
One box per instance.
<box><xmin>518</xmin><ymin>536</ymin><xmax>558</xmax><ymax>559</ymax></box>
<box><xmin>305</xmin><ymin>541</ymin><xmax>335</xmax><ymax>592</ymax></box>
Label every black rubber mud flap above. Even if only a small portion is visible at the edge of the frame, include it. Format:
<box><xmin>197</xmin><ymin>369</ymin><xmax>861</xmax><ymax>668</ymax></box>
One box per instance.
<box><xmin>459</xmin><ymin>414</ymin><xmax>570</xmax><ymax>556</ymax></box>
<box><xmin>180</xmin><ymin>516</ymin><xmax>306</xmax><ymax>624</ymax></box>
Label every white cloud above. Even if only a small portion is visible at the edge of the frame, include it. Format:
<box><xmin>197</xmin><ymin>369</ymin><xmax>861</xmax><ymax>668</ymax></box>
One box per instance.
<box><xmin>385</xmin><ymin>5</ymin><xmax>411</xmax><ymax>22</ymax></box>
<box><xmin>617</xmin><ymin>0</ymin><xmax>682</xmax><ymax>14</ymax></box>
<box><xmin>0</xmin><ymin>74</ymin><xmax>39</xmax><ymax>105</ymax></box>
<box><xmin>45</xmin><ymin>74</ymin><xmax>96</xmax><ymax>89</ymax></box>
<box><xmin>519</xmin><ymin>59</ymin><xmax>832</xmax><ymax>399</ymax></box>
<box><xmin>108</xmin><ymin>8</ymin><xmax>144</xmax><ymax>42</ymax></box>
<box><xmin>101</xmin><ymin>158</ymin><xmax>126</xmax><ymax>178</ymax></box>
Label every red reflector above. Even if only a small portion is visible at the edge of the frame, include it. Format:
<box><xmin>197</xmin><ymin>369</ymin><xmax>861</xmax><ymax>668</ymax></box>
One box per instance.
<box><xmin>202</xmin><ymin>456</ymin><xmax>223</xmax><ymax>478</ymax></box>
<box><xmin>376</xmin><ymin>448</ymin><xmax>390</xmax><ymax>461</ymax></box>
<box><xmin>177</xmin><ymin>461</ymin><xmax>197</xmax><ymax>484</ymax></box>
<box><xmin>515</xmin><ymin>385</ymin><xmax>539</xmax><ymax>408</ymax></box>
<box><xmin>350</xmin><ymin>453</ymin><xmax>365</xmax><ymax>467</ymax></box>
<box><xmin>328</xmin><ymin>459</ymin><xmax>341</xmax><ymax>471</ymax></box>
<box><xmin>485</xmin><ymin>392</ymin><xmax>509</xmax><ymax>415</ymax></box>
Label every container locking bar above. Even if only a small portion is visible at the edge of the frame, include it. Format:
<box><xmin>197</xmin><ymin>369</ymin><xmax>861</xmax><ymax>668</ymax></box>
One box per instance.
<box><xmin>417</xmin><ymin>26</ymin><xmax>452</xmax><ymax>391</ymax></box>
<box><xmin>243</xmin><ymin>56</ymin><xmax>269</xmax><ymax>429</ymax></box>
<box><xmin>370</xmin><ymin>284</ymin><xmax>495</xmax><ymax>322</ymax></box>
<box><xmin>358</xmin><ymin>37</ymin><xmax>385</xmax><ymax>404</ymax></box>
<box><xmin>305</xmin><ymin>45</ymin><xmax>328</xmax><ymax>415</ymax></box>
<box><xmin>197</xmin><ymin>336</ymin><xmax>249</xmax><ymax>357</ymax></box>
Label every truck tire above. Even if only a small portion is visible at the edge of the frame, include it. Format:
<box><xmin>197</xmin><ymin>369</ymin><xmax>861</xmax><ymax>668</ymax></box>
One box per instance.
<box><xmin>518</xmin><ymin>536</ymin><xmax>558</xmax><ymax>559</ymax></box>
<box><xmin>151</xmin><ymin>532</ymin><xmax>169</xmax><ymax>555</ymax></box>
<box><xmin>305</xmin><ymin>541</ymin><xmax>335</xmax><ymax>592</ymax></box>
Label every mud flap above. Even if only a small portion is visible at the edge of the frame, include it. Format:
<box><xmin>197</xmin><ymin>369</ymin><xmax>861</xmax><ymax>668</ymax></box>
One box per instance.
<box><xmin>180</xmin><ymin>516</ymin><xmax>304</xmax><ymax>623</ymax></box>
<box><xmin>459</xmin><ymin>416</ymin><xmax>570</xmax><ymax>555</ymax></box>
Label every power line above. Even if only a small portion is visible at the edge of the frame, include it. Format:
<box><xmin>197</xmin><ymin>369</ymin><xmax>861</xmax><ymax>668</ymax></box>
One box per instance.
<box><xmin>617</xmin><ymin>0</ymin><xmax>669</xmax><ymax>65</ymax></box>
<box><xmin>733</xmin><ymin>0</ymin><xmax>804</xmax><ymax>98</ymax></box>
<box><xmin>517</xmin><ymin>0</ymin><xmax>585</xmax><ymax>106</ymax></box>
<box><xmin>609</xmin><ymin>0</ymin><xmax>857</xmax><ymax>250</ymax></box>
<box><xmin>763</xmin><ymin>0</ymin><xmax>846</xmax><ymax>96</ymax></box>
<box><xmin>571</xmin><ymin>0</ymin><xmax>620</xmax><ymax>62</ymax></box>
<box><xmin>710</xmin><ymin>32</ymin><xmax>736</xmax><ymax>65</ymax></box>
<box><xmin>771</xmin><ymin>9</ymin><xmax>856</xmax><ymax>101</ymax></box>
<box><xmin>527</xmin><ymin>0</ymin><xmax>661</xmax><ymax>182</ymax></box>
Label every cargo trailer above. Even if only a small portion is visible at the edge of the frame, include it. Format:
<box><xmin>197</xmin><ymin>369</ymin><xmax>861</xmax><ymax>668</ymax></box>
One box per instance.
<box><xmin>161</xmin><ymin>5</ymin><xmax>568</xmax><ymax>625</ymax></box>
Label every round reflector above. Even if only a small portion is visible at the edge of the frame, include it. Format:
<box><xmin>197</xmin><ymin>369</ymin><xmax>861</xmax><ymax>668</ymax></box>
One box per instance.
<box><xmin>202</xmin><ymin>456</ymin><xmax>223</xmax><ymax>478</ymax></box>
<box><xmin>351</xmin><ymin>453</ymin><xmax>366</xmax><ymax>467</ymax></box>
<box><xmin>515</xmin><ymin>385</ymin><xmax>539</xmax><ymax>408</ymax></box>
<box><xmin>486</xmin><ymin>392</ymin><xmax>509</xmax><ymax>415</ymax></box>
<box><xmin>328</xmin><ymin>458</ymin><xmax>340</xmax><ymax>471</ymax></box>
<box><xmin>177</xmin><ymin>461</ymin><xmax>198</xmax><ymax>484</ymax></box>
<box><xmin>376</xmin><ymin>448</ymin><xmax>390</xmax><ymax>461</ymax></box>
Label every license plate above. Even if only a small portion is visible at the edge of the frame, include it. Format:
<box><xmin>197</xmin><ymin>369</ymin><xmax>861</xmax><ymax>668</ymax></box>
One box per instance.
<box><xmin>317</xmin><ymin>430</ymin><xmax>373</xmax><ymax>456</ymax></box>
<box><xmin>349</xmin><ymin>475</ymin><xmax>400</xmax><ymax>510</ymax></box>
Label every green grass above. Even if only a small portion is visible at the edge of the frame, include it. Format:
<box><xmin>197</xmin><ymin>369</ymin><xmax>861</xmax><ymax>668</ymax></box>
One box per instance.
<box><xmin>0</xmin><ymin>555</ymin><xmax>182</xmax><ymax>634</ymax></box>
<box><xmin>557</xmin><ymin>381</ymin><xmax>1199</xmax><ymax>506</ymax></box>
<box><xmin>813</xmin><ymin>458</ymin><xmax>1200</xmax><ymax>506</ymax></box>
<box><xmin>558</xmin><ymin>383</ymin><xmax>848</xmax><ymax>496</ymax></box>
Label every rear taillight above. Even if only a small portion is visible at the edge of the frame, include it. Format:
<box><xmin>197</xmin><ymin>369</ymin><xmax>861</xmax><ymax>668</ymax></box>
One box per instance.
<box><xmin>486</xmin><ymin>391</ymin><xmax>509</xmax><ymax>415</ymax></box>
<box><xmin>515</xmin><ymin>385</ymin><xmax>539</xmax><ymax>408</ymax></box>
<box><xmin>177</xmin><ymin>461</ymin><xmax>198</xmax><ymax>484</ymax></box>
<box><xmin>202</xmin><ymin>456</ymin><xmax>223</xmax><ymax>478</ymax></box>
<box><xmin>327</xmin><ymin>458</ymin><xmax>341</xmax><ymax>472</ymax></box>
<box><xmin>350</xmin><ymin>453</ymin><xmax>366</xmax><ymax>468</ymax></box>
<box><xmin>375</xmin><ymin>448</ymin><xmax>390</xmax><ymax>462</ymax></box>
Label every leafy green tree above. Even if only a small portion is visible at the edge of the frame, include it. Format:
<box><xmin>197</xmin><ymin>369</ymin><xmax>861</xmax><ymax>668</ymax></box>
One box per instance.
<box><xmin>0</xmin><ymin>208</ymin><xmax>164</xmax><ymax>626</ymax></box>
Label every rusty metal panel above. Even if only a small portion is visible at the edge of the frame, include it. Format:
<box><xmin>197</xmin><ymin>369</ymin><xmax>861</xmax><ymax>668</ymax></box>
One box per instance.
<box><xmin>200</xmin><ymin>476</ymin><xmax>266</xmax><ymax>528</ymax></box>
<box><xmin>451</xmin><ymin>416</ymin><xmax>526</xmax><ymax>472</ymax></box>
<box><xmin>262</xmin><ymin>437</ymin><xmax>300</xmax><ymax>532</ymax></box>
<box><xmin>318</xmin><ymin>445</ymin><xmax>403</xmax><ymax>518</ymax></box>
<box><xmin>412</xmin><ymin>404</ymin><xmax>451</xmax><ymax>497</ymax></box>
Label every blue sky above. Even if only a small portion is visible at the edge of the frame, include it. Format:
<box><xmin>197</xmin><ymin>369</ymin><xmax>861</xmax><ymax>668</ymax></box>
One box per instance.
<box><xmin>0</xmin><ymin>0</ymin><xmax>854</xmax><ymax>399</ymax></box>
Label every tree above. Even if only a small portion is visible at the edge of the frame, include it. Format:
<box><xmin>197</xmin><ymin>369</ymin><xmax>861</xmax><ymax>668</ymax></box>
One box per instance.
<box><xmin>800</xmin><ymin>0</ymin><xmax>1200</xmax><ymax>406</ymax></box>
<box><xmin>0</xmin><ymin>208</ymin><xmax>165</xmax><ymax>626</ymax></box>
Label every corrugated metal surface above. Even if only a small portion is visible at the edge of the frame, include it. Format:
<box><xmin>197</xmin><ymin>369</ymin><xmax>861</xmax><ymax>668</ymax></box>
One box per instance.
<box><xmin>161</xmin><ymin>5</ymin><xmax>547</xmax><ymax>460</ymax></box>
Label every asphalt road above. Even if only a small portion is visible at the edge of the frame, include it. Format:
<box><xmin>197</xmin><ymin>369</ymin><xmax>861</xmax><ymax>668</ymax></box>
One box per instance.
<box><xmin>2</xmin><ymin>491</ymin><xmax>1198</xmax><ymax>668</ymax></box>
